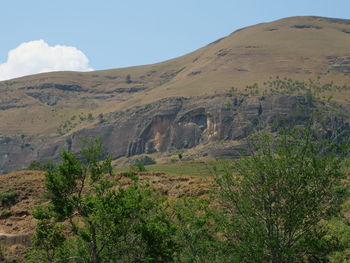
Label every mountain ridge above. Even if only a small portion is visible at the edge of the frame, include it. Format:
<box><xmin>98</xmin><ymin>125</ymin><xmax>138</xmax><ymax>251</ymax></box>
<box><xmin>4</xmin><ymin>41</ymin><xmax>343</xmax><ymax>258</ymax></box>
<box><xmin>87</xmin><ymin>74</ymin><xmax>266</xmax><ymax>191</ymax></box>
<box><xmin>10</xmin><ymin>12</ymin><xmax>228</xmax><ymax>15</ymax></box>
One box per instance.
<box><xmin>1</xmin><ymin>16</ymin><xmax>350</xmax><ymax>173</ymax></box>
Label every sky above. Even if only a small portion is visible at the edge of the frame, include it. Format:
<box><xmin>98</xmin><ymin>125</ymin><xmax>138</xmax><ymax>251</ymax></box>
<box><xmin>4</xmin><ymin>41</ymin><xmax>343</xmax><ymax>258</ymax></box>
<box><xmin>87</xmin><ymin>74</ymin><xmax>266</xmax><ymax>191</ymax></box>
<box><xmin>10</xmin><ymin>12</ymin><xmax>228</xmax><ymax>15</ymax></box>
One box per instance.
<box><xmin>0</xmin><ymin>0</ymin><xmax>349</xmax><ymax>80</ymax></box>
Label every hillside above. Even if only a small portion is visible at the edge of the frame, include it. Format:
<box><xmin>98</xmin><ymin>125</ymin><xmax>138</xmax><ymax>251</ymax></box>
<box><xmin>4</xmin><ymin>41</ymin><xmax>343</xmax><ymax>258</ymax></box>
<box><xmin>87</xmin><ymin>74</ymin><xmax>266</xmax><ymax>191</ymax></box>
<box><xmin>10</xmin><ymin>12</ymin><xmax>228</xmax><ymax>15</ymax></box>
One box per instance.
<box><xmin>0</xmin><ymin>164</ymin><xmax>214</xmax><ymax>261</ymax></box>
<box><xmin>1</xmin><ymin>16</ymin><xmax>350</xmax><ymax>173</ymax></box>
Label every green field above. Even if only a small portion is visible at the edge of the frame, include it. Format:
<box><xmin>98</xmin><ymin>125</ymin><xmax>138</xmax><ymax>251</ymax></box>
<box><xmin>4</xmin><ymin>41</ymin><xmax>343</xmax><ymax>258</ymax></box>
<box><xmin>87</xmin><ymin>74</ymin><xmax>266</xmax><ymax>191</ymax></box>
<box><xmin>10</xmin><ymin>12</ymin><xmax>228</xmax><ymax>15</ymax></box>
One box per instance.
<box><xmin>114</xmin><ymin>160</ymin><xmax>212</xmax><ymax>177</ymax></box>
<box><xmin>147</xmin><ymin>161</ymin><xmax>212</xmax><ymax>176</ymax></box>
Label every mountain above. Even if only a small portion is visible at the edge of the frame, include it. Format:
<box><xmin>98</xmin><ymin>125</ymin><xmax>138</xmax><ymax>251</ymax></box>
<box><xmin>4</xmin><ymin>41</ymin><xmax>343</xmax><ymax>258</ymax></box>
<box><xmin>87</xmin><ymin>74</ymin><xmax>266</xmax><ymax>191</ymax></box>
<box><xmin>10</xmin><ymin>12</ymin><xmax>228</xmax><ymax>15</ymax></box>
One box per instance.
<box><xmin>1</xmin><ymin>16</ymin><xmax>350</xmax><ymax>173</ymax></box>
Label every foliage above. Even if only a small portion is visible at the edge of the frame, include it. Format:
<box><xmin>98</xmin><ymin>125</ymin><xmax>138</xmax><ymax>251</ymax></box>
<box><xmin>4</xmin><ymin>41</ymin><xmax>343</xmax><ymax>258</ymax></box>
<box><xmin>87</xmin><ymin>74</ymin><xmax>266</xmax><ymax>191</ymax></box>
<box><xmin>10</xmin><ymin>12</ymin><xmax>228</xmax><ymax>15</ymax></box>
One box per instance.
<box><xmin>0</xmin><ymin>243</ymin><xmax>4</xmax><ymax>263</ymax></box>
<box><xmin>26</xmin><ymin>137</ymin><xmax>179</xmax><ymax>263</ymax></box>
<box><xmin>214</xmin><ymin>127</ymin><xmax>350</xmax><ymax>262</ymax></box>
<box><xmin>25</xmin><ymin>218</ymin><xmax>67</xmax><ymax>263</ymax></box>
<box><xmin>28</xmin><ymin>160</ymin><xmax>56</xmax><ymax>171</ymax></box>
<box><xmin>171</xmin><ymin>197</ymin><xmax>224</xmax><ymax>263</ymax></box>
<box><xmin>0</xmin><ymin>189</ymin><xmax>19</xmax><ymax>208</ymax></box>
<box><xmin>125</xmin><ymin>74</ymin><xmax>132</xmax><ymax>84</ymax></box>
<box><xmin>131</xmin><ymin>160</ymin><xmax>146</xmax><ymax>172</ymax></box>
<box><xmin>130</xmin><ymin>156</ymin><xmax>156</xmax><ymax>172</ymax></box>
<box><xmin>28</xmin><ymin>160</ymin><xmax>41</xmax><ymax>170</ymax></box>
<box><xmin>136</xmin><ymin>156</ymin><xmax>157</xmax><ymax>165</ymax></box>
<box><xmin>98</xmin><ymin>113</ymin><xmax>105</xmax><ymax>123</ymax></box>
<box><xmin>325</xmin><ymin>216</ymin><xmax>350</xmax><ymax>262</ymax></box>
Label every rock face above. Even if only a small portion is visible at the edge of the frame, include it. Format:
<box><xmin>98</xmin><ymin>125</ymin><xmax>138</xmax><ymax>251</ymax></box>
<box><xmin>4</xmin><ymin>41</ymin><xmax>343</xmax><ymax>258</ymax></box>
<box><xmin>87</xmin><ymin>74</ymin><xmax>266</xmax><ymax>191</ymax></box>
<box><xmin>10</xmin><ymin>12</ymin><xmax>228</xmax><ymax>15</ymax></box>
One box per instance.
<box><xmin>0</xmin><ymin>94</ymin><xmax>315</xmax><ymax>173</ymax></box>
<box><xmin>74</xmin><ymin>94</ymin><xmax>309</xmax><ymax>158</ymax></box>
<box><xmin>0</xmin><ymin>92</ymin><xmax>349</xmax><ymax>174</ymax></box>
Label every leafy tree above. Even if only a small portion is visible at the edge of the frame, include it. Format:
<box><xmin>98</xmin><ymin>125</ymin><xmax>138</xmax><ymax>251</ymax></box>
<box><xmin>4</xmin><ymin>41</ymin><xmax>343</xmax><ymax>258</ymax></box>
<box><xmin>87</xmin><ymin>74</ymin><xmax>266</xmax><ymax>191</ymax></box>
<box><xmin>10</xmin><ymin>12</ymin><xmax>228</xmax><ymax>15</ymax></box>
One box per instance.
<box><xmin>214</xmin><ymin>127</ymin><xmax>349</xmax><ymax>262</ymax></box>
<box><xmin>26</xmin><ymin>137</ymin><xmax>178</xmax><ymax>263</ymax></box>
<box><xmin>171</xmin><ymin>197</ymin><xmax>224</xmax><ymax>263</ymax></box>
<box><xmin>25</xmin><ymin>218</ymin><xmax>67</xmax><ymax>263</ymax></box>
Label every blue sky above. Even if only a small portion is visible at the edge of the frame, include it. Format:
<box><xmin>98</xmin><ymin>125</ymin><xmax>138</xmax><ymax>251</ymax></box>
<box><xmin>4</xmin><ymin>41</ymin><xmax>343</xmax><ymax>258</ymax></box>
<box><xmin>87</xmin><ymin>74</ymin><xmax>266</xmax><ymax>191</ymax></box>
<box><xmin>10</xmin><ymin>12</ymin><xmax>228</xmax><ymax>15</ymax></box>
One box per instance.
<box><xmin>0</xmin><ymin>0</ymin><xmax>349</xmax><ymax>80</ymax></box>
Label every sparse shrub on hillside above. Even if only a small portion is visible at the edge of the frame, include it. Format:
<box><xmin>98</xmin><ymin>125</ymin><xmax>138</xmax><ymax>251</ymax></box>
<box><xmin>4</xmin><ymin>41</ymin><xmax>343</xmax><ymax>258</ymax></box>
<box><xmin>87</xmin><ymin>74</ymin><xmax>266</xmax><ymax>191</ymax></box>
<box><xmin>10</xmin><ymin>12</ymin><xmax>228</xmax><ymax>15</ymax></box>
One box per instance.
<box><xmin>87</xmin><ymin>113</ymin><xmax>93</xmax><ymax>121</ymax></box>
<box><xmin>57</xmin><ymin>114</ymin><xmax>94</xmax><ymax>136</ymax></box>
<box><xmin>28</xmin><ymin>160</ymin><xmax>56</xmax><ymax>171</ymax></box>
<box><xmin>0</xmin><ymin>189</ymin><xmax>19</xmax><ymax>208</ymax></box>
<box><xmin>125</xmin><ymin>74</ymin><xmax>132</xmax><ymax>84</ymax></box>
<box><xmin>28</xmin><ymin>160</ymin><xmax>42</xmax><ymax>170</ymax></box>
<box><xmin>0</xmin><ymin>243</ymin><xmax>5</xmax><ymax>262</ymax></box>
<box><xmin>131</xmin><ymin>160</ymin><xmax>146</xmax><ymax>172</ymax></box>
<box><xmin>98</xmin><ymin>113</ymin><xmax>105</xmax><ymax>123</ymax></box>
<box><xmin>225</xmin><ymin>102</ymin><xmax>232</xmax><ymax>109</ymax></box>
<box><xmin>0</xmin><ymin>136</ymin><xmax>12</xmax><ymax>144</ymax></box>
<box><xmin>130</xmin><ymin>156</ymin><xmax>156</xmax><ymax>172</ymax></box>
<box><xmin>135</xmin><ymin>155</ymin><xmax>156</xmax><ymax>165</ymax></box>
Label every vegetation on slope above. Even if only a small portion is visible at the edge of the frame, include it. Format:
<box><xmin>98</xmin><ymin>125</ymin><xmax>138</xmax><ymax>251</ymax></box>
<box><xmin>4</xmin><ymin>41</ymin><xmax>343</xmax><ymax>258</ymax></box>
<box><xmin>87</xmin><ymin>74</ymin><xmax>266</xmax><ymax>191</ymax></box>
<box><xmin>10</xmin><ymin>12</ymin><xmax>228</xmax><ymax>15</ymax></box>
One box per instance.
<box><xmin>2</xmin><ymin>123</ymin><xmax>346</xmax><ymax>262</ymax></box>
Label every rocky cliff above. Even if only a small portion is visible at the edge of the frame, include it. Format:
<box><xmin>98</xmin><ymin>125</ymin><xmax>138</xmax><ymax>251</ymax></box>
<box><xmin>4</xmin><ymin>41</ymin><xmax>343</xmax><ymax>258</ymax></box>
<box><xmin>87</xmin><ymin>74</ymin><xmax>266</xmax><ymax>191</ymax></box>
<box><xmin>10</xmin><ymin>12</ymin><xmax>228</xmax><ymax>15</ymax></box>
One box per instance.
<box><xmin>0</xmin><ymin>93</ymin><xmax>329</xmax><ymax>173</ymax></box>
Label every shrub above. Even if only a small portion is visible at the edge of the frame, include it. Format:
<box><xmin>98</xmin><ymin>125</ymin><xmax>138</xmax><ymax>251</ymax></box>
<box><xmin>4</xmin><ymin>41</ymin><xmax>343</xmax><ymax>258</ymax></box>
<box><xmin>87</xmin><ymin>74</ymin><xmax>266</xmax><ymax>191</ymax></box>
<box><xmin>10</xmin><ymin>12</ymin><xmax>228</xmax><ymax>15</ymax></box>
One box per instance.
<box><xmin>130</xmin><ymin>156</ymin><xmax>156</xmax><ymax>172</ymax></box>
<box><xmin>28</xmin><ymin>160</ymin><xmax>42</xmax><ymax>170</ymax></box>
<box><xmin>214</xmin><ymin>126</ymin><xmax>350</xmax><ymax>262</ymax></box>
<box><xmin>135</xmin><ymin>156</ymin><xmax>156</xmax><ymax>165</ymax></box>
<box><xmin>0</xmin><ymin>189</ymin><xmax>19</xmax><ymax>208</ymax></box>
<box><xmin>125</xmin><ymin>74</ymin><xmax>132</xmax><ymax>84</ymax></box>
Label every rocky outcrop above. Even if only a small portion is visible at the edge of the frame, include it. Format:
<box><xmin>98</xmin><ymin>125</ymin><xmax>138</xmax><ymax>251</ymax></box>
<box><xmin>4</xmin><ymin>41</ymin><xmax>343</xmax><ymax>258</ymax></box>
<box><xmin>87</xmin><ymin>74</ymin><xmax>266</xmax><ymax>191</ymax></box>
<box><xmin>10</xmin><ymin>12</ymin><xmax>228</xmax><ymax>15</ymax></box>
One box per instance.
<box><xmin>0</xmin><ymin>93</ymin><xmax>346</xmax><ymax>174</ymax></box>
<box><xmin>69</xmin><ymin>94</ymin><xmax>311</xmax><ymax>160</ymax></box>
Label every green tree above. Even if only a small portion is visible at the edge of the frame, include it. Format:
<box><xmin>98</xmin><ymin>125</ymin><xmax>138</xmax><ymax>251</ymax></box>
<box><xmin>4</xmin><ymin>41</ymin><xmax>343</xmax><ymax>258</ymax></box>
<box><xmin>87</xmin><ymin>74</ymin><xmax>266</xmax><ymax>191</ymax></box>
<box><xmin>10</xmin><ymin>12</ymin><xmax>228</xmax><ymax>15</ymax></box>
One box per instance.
<box><xmin>171</xmin><ymin>197</ymin><xmax>224</xmax><ymax>263</ymax></box>
<box><xmin>214</xmin><ymin>127</ymin><xmax>349</xmax><ymax>262</ymax></box>
<box><xmin>26</xmin><ymin>137</ymin><xmax>178</xmax><ymax>263</ymax></box>
<box><xmin>25</xmin><ymin>217</ymin><xmax>67</xmax><ymax>263</ymax></box>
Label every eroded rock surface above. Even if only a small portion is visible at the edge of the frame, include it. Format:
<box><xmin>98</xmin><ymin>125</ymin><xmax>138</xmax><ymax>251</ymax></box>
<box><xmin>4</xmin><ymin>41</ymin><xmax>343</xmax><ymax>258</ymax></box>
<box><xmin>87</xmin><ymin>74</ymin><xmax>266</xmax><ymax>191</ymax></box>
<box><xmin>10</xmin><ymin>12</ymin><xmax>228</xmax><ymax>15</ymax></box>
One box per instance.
<box><xmin>0</xmin><ymin>94</ymin><xmax>321</xmax><ymax>173</ymax></box>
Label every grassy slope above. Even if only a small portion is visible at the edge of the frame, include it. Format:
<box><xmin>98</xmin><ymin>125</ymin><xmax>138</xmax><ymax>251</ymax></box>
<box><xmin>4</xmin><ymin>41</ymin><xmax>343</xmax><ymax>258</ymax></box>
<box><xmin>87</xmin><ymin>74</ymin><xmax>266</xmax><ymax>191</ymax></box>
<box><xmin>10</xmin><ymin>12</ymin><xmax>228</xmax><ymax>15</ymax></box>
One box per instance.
<box><xmin>0</xmin><ymin>161</ymin><xmax>213</xmax><ymax>236</ymax></box>
<box><xmin>1</xmin><ymin>16</ymin><xmax>350</xmax><ymax>137</ymax></box>
<box><xmin>0</xmin><ymin>162</ymin><xmax>214</xmax><ymax>261</ymax></box>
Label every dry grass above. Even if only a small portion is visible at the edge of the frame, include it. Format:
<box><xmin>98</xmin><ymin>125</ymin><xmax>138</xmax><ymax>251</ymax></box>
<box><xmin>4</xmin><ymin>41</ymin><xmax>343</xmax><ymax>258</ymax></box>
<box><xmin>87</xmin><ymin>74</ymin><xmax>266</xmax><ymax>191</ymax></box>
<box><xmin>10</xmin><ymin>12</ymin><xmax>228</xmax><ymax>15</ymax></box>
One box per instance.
<box><xmin>0</xmin><ymin>163</ymin><xmax>216</xmax><ymax>235</ymax></box>
<box><xmin>1</xmin><ymin>16</ymin><xmax>350</xmax><ymax>138</ymax></box>
<box><xmin>0</xmin><ymin>171</ymin><xmax>46</xmax><ymax>235</ymax></box>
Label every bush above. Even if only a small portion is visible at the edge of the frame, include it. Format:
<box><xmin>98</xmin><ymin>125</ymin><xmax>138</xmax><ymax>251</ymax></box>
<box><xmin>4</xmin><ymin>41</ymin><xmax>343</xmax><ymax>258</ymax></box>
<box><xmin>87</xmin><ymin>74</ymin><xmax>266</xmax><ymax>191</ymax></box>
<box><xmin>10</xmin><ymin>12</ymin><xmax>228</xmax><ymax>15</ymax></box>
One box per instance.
<box><xmin>214</xmin><ymin>126</ymin><xmax>349</xmax><ymax>262</ymax></box>
<box><xmin>130</xmin><ymin>156</ymin><xmax>156</xmax><ymax>172</ymax></box>
<box><xmin>135</xmin><ymin>156</ymin><xmax>156</xmax><ymax>165</ymax></box>
<box><xmin>125</xmin><ymin>74</ymin><xmax>132</xmax><ymax>84</ymax></box>
<box><xmin>28</xmin><ymin>160</ymin><xmax>56</xmax><ymax>171</ymax></box>
<box><xmin>0</xmin><ymin>189</ymin><xmax>19</xmax><ymax>208</ymax></box>
<box><xmin>131</xmin><ymin>160</ymin><xmax>146</xmax><ymax>172</ymax></box>
<box><xmin>28</xmin><ymin>160</ymin><xmax>42</xmax><ymax>170</ymax></box>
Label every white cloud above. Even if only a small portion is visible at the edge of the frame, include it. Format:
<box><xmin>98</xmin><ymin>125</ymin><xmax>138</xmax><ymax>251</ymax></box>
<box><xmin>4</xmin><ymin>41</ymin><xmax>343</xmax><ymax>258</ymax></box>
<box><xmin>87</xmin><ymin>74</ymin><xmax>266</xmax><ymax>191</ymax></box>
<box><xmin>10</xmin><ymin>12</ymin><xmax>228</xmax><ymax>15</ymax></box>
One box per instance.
<box><xmin>0</xmin><ymin>40</ymin><xmax>93</xmax><ymax>81</ymax></box>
